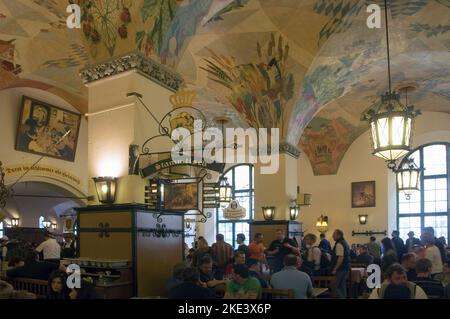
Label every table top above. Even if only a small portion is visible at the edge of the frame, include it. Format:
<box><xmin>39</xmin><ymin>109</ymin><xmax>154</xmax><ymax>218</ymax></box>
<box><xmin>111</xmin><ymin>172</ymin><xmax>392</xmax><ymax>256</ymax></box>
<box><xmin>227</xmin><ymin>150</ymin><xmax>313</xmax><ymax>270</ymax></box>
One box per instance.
<box><xmin>312</xmin><ymin>287</ymin><xmax>328</xmax><ymax>297</ymax></box>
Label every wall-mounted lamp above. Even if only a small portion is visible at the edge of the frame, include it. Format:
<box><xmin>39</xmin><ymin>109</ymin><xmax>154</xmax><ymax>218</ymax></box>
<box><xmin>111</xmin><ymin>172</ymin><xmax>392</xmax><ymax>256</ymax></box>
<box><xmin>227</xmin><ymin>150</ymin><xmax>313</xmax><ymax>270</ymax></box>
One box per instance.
<box><xmin>358</xmin><ymin>214</ymin><xmax>368</xmax><ymax>225</ymax></box>
<box><xmin>315</xmin><ymin>214</ymin><xmax>328</xmax><ymax>233</ymax></box>
<box><xmin>11</xmin><ymin>218</ymin><xmax>20</xmax><ymax>227</ymax></box>
<box><xmin>262</xmin><ymin>206</ymin><xmax>276</xmax><ymax>221</ymax></box>
<box><xmin>297</xmin><ymin>193</ymin><xmax>312</xmax><ymax>206</ymax></box>
<box><xmin>93</xmin><ymin>177</ymin><xmax>118</xmax><ymax>204</ymax></box>
<box><xmin>289</xmin><ymin>201</ymin><xmax>299</xmax><ymax>221</ymax></box>
<box><xmin>51</xmin><ymin>223</ymin><xmax>57</xmax><ymax>230</ymax></box>
<box><xmin>42</xmin><ymin>220</ymin><xmax>52</xmax><ymax>228</ymax></box>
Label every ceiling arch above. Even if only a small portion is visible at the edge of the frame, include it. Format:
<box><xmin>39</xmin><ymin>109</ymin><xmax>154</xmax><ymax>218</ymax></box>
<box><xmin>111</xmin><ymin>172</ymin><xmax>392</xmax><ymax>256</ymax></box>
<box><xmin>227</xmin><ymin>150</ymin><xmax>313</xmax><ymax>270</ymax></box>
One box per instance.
<box><xmin>0</xmin><ymin>0</ymin><xmax>449</xmax><ymax>176</ymax></box>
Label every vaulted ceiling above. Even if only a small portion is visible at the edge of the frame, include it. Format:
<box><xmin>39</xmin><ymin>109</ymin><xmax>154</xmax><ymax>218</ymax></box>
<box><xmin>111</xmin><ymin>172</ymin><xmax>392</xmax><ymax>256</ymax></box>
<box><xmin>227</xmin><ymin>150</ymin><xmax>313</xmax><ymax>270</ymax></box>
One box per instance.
<box><xmin>1</xmin><ymin>0</ymin><xmax>449</xmax><ymax>175</ymax></box>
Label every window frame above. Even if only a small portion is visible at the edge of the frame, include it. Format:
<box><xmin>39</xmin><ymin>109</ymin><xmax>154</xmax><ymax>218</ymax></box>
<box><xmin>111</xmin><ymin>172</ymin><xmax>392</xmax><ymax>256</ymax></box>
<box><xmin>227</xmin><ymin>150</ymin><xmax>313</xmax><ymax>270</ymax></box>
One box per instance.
<box><xmin>216</xmin><ymin>164</ymin><xmax>254</xmax><ymax>249</ymax></box>
<box><xmin>396</xmin><ymin>142</ymin><xmax>450</xmax><ymax>241</ymax></box>
<box><xmin>38</xmin><ymin>216</ymin><xmax>45</xmax><ymax>229</ymax></box>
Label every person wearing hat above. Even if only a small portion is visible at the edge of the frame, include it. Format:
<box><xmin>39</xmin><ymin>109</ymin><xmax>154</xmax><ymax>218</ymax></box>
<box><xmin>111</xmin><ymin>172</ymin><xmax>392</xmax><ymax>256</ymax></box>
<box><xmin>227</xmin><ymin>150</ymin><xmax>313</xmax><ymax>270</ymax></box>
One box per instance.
<box><xmin>406</xmin><ymin>231</ymin><xmax>421</xmax><ymax>253</ymax></box>
<box><xmin>35</xmin><ymin>230</ymin><xmax>61</xmax><ymax>264</ymax></box>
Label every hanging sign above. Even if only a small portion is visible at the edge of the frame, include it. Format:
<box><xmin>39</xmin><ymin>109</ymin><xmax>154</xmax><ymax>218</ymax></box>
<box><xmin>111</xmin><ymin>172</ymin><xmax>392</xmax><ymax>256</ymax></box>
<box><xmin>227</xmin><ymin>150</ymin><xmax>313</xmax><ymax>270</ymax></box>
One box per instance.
<box><xmin>223</xmin><ymin>200</ymin><xmax>246</xmax><ymax>220</ymax></box>
<box><xmin>141</xmin><ymin>157</ymin><xmax>225</xmax><ymax>178</ymax></box>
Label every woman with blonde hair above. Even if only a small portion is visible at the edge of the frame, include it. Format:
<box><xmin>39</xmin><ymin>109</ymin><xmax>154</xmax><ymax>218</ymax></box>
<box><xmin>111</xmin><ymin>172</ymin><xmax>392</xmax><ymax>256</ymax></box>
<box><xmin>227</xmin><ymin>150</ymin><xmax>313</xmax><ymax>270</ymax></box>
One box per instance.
<box><xmin>303</xmin><ymin>233</ymin><xmax>325</xmax><ymax>275</ymax></box>
<box><xmin>193</xmin><ymin>237</ymin><xmax>213</xmax><ymax>267</ymax></box>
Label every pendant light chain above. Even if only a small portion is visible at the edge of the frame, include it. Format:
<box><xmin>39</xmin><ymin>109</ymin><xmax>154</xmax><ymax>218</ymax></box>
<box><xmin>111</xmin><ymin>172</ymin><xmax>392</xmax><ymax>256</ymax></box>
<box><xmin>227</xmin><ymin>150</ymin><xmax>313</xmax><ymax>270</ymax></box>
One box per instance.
<box><xmin>384</xmin><ymin>0</ymin><xmax>392</xmax><ymax>93</ymax></box>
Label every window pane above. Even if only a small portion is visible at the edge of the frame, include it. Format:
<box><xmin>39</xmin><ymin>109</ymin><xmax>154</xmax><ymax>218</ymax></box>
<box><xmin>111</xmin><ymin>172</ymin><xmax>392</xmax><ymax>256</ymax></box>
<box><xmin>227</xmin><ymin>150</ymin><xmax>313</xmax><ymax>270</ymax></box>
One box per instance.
<box><xmin>423</xmin><ymin>144</ymin><xmax>447</xmax><ymax>176</ymax></box>
<box><xmin>398</xmin><ymin>190</ymin><xmax>421</xmax><ymax>214</ymax></box>
<box><xmin>218</xmin><ymin>223</ymin><xmax>234</xmax><ymax>246</ymax></box>
<box><xmin>398</xmin><ymin>217</ymin><xmax>422</xmax><ymax>242</ymax></box>
<box><xmin>235</xmin><ymin>192</ymin><xmax>250</xmax><ymax>219</ymax></box>
<box><xmin>0</xmin><ymin>222</ymin><xmax>3</xmax><ymax>238</ymax></box>
<box><xmin>424</xmin><ymin>178</ymin><xmax>448</xmax><ymax>213</ymax></box>
<box><xmin>424</xmin><ymin>216</ymin><xmax>448</xmax><ymax>242</ymax></box>
<box><xmin>234</xmin><ymin>222</ymin><xmax>250</xmax><ymax>249</ymax></box>
<box><xmin>234</xmin><ymin>166</ymin><xmax>250</xmax><ymax>190</ymax></box>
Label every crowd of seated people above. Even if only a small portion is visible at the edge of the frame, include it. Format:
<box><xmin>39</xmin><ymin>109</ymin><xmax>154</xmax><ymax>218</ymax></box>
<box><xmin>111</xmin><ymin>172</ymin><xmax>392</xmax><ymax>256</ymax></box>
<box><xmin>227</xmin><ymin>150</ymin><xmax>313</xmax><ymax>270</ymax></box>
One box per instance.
<box><xmin>168</xmin><ymin>226</ymin><xmax>450</xmax><ymax>300</ymax></box>
<box><xmin>0</xmin><ymin>231</ymin><xmax>100</xmax><ymax>300</ymax></box>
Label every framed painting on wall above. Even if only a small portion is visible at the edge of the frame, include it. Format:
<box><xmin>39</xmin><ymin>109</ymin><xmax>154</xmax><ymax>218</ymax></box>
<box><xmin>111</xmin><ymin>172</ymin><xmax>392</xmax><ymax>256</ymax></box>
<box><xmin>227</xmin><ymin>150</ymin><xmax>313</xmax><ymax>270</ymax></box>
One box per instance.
<box><xmin>163</xmin><ymin>182</ymin><xmax>199</xmax><ymax>211</ymax></box>
<box><xmin>15</xmin><ymin>96</ymin><xmax>81</xmax><ymax>162</ymax></box>
<box><xmin>351</xmin><ymin>181</ymin><xmax>376</xmax><ymax>208</ymax></box>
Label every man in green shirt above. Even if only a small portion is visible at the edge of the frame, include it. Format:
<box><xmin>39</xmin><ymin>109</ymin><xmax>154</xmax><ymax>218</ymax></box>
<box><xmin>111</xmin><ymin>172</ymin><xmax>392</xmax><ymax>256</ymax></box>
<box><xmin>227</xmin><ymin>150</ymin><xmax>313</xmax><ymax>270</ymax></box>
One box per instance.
<box><xmin>224</xmin><ymin>264</ymin><xmax>261</xmax><ymax>299</ymax></box>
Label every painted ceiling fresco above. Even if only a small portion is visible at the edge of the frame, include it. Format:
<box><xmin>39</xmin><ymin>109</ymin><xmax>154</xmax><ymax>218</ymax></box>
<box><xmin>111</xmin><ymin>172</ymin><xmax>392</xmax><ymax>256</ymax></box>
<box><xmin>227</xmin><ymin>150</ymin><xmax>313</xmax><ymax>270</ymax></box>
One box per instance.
<box><xmin>0</xmin><ymin>0</ymin><xmax>449</xmax><ymax>175</ymax></box>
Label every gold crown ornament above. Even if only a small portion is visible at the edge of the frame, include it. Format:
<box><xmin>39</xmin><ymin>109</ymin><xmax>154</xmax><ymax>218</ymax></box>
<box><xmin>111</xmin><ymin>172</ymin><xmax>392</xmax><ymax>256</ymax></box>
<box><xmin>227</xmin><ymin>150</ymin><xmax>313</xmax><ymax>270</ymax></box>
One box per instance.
<box><xmin>169</xmin><ymin>90</ymin><xmax>196</xmax><ymax>109</ymax></box>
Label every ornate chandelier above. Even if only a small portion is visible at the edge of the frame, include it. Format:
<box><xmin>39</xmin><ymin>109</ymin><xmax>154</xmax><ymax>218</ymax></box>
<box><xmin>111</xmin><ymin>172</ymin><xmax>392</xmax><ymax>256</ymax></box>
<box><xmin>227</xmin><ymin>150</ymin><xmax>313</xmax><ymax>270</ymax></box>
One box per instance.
<box><xmin>362</xmin><ymin>0</ymin><xmax>421</xmax><ymax>170</ymax></box>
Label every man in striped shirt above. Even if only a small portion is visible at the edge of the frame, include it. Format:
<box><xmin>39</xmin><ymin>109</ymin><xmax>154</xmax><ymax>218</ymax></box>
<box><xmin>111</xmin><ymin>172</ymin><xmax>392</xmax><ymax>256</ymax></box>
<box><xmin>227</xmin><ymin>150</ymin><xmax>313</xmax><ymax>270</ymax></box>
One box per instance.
<box><xmin>211</xmin><ymin>234</ymin><xmax>233</xmax><ymax>278</ymax></box>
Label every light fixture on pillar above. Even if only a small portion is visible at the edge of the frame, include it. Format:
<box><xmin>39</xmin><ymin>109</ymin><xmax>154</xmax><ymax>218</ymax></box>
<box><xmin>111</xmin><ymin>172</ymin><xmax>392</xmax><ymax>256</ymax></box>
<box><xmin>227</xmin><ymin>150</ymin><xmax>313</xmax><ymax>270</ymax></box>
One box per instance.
<box><xmin>93</xmin><ymin>177</ymin><xmax>118</xmax><ymax>204</ymax></box>
<box><xmin>11</xmin><ymin>218</ymin><xmax>19</xmax><ymax>227</ymax></box>
<box><xmin>218</xmin><ymin>177</ymin><xmax>232</xmax><ymax>207</ymax></box>
<box><xmin>397</xmin><ymin>158</ymin><xmax>421</xmax><ymax>200</ymax></box>
<box><xmin>358</xmin><ymin>214</ymin><xmax>368</xmax><ymax>225</ymax></box>
<box><xmin>43</xmin><ymin>220</ymin><xmax>52</xmax><ymax>228</ymax></box>
<box><xmin>51</xmin><ymin>223</ymin><xmax>57</xmax><ymax>230</ymax></box>
<box><xmin>362</xmin><ymin>0</ymin><xmax>420</xmax><ymax>170</ymax></box>
<box><xmin>289</xmin><ymin>201</ymin><xmax>299</xmax><ymax>221</ymax></box>
<box><xmin>316</xmin><ymin>215</ymin><xmax>328</xmax><ymax>233</ymax></box>
<box><xmin>262</xmin><ymin>206</ymin><xmax>276</xmax><ymax>221</ymax></box>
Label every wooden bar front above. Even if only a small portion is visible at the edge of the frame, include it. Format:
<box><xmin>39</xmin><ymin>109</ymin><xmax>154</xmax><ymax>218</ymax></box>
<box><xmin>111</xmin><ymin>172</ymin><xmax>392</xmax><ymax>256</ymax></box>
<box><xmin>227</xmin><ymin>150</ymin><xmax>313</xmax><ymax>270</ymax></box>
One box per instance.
<box><xmin>76</xmin><ymin>204</ymin><xmax>184</xmax><ymax>298</ymax></box>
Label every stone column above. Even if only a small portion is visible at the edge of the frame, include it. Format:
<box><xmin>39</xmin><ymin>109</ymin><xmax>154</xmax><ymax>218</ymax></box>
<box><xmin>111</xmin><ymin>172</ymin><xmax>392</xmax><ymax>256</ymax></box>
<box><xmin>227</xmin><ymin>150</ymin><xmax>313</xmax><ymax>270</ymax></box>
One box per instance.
<box><xmin>80</xmin><ymin>52</ymin><xmax>183</xmax><ymax>204</ymax></box>
<box><xmin>254</xmin><ymin>142</ymin><xmax>300</xmax><ymax>221</ymax></box>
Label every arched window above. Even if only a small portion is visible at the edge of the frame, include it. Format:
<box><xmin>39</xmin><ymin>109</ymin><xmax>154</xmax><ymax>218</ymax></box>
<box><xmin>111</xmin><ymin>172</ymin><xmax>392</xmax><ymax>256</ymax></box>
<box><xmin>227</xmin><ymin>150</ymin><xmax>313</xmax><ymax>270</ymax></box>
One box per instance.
<box><xmin>39</xmin><ymin>216</ymin><xmax>45</xmax><ymax>229</ymax></box>
<box><xmin>397</xmin><ymin>143</ymin><xmax>449</xmax><ymax>242</ymax></box>
<box><xmin>216</xmin><ymin>165</ymin><xmax>254</xmax><ymax>249</ymax></box>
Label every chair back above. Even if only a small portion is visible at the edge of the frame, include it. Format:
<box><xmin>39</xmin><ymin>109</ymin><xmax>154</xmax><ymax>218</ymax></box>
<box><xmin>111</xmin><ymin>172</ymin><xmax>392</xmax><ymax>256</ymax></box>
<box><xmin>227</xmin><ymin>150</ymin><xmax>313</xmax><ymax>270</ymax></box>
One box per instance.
<box><xmin>262</xmin><ymin>288</ymin><xmax>294</xmax><ymax>299</ymax></box>
<box><xmin>9</xmin><ymin>277</ymin><xmax>48</xmax><ymax>299</ymax></box>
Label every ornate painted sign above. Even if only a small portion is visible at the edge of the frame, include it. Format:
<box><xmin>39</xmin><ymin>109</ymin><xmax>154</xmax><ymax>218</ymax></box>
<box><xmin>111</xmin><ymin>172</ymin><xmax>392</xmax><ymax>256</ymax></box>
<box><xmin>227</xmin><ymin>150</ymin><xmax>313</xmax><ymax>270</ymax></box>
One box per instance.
<box><xmin>223</xmin><ymin>200</ymin><xmax>246</xmax><ymax>220</ymax></box>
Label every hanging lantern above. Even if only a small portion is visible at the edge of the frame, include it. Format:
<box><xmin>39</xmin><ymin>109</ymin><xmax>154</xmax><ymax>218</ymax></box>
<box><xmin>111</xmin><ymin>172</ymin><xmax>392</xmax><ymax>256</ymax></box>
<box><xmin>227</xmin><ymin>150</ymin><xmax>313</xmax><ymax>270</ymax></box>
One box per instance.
<box><xmin>363</xmin><ymin>92</ymin><xmax>420</xmax><ymax>168</ymax></box>
<box><xmin>397</xmin><ymin>158</ymin><xmax>421</xmax><ymax>200</ymax></box>
<box><xmin>361</xmin><ymin>0</ymin><xmax>420</xmax><ymax>169</ymax></box>
<box><xmin>218</xmin><ymin>177</ymin><xmax>232</xmax><ymax>206</ymax></box>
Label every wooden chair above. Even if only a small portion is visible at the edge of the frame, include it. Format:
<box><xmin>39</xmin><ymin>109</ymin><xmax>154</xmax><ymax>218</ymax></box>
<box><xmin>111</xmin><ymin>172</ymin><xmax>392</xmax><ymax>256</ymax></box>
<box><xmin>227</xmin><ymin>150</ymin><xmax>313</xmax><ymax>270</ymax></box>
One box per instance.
<box><xmin>9</xmin><ymin>277</ymin><xmax>48</xmax><ymax>299</ymax></box>
<box><xmin>262</xmin><ymin>288</ymin><xmax>295</xmax><ymax>299</ymax></box>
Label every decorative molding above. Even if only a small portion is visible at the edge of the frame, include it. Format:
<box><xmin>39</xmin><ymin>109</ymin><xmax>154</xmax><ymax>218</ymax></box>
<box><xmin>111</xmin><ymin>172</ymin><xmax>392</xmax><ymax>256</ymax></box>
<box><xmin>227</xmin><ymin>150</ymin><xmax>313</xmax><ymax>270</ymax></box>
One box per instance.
<box><xmin>280</xmin><ymin>142</ymin><xmax>301</xmax><ymax>159</ymax></box>
<box><xmin>79</xmin><ymin>52</ymin><xmax>184</xmax><ymax>92</ymax></box>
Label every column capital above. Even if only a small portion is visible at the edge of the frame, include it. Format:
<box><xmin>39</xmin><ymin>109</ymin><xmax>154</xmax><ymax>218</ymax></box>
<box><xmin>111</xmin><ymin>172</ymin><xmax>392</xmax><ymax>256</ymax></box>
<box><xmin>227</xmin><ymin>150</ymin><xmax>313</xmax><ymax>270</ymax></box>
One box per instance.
<box><xmin>79</xmin><ymin>51</ymin><xmax>184</xmax><ymax>92</ymax></box>
<box><xmin>279</xmin><ymin>141</ymin><xmax>301</xmax><ymax>159</ymax></box>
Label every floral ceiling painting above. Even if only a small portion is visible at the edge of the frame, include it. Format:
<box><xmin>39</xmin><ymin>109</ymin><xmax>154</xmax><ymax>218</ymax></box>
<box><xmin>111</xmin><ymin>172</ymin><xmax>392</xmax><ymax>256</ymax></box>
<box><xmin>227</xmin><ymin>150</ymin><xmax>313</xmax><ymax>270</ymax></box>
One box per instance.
<box><xmin>0</xmin><ymin>0</ymin><xmax>449</xmax><ymax>175</ymax></box>
<box><xmin>201</xmin><ymin>34</ymin><xmax>295</xmax><ymax>132</ymax></box>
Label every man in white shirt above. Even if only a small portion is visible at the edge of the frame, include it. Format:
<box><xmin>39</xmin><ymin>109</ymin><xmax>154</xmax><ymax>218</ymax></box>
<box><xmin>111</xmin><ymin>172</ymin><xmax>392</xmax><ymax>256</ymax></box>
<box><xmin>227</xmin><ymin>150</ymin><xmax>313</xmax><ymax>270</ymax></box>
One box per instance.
<box><xmin>421</xmin><ymin>233</ymin><xmax>443</xmax><ymax>277</ymax></box>
<box><xmin>369</xmin><ymin>263</ymin><xmax>427</xmax><ymax>299</ymax></box>
<box><xmin>35</xmin><ymin>231</ymin><xmax>61</xmax><ymax>263</ymax></box>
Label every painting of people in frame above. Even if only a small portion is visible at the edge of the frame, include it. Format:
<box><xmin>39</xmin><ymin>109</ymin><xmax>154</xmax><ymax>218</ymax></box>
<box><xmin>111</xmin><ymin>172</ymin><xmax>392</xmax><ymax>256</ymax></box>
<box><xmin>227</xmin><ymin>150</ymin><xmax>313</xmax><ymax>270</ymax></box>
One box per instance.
<box><xmin>164</xmin><ymin>183</ymin><xmax>199</xmax><ymax>211</ymax></box>
<box><xmin>15</xmin><ymin>96</ymin><xmax>81</xmax><ymax>162</ymax></box>
<box><xmin>351</xmin><ymin>181</ymin><xmax>376</xmax><ymax>208</ymax></box>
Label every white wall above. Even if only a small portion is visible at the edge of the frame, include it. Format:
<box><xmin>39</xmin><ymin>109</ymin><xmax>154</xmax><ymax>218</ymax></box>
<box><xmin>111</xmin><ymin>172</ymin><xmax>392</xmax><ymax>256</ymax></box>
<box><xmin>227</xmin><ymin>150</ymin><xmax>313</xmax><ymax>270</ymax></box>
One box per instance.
<box><xmin>298</xmin><ymin>111</ymin><xmax>450</xmax><ymax>245</ymax></box>
<box><xmin>0</xmin><ymin>87</ymin><xmax>88</xmax><ymax>228</ymax></box>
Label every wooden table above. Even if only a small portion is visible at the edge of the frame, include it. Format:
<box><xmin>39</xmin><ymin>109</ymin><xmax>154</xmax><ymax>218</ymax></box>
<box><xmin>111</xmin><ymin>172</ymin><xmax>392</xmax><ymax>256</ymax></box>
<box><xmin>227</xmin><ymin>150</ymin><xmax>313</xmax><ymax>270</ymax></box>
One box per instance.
<box><xmin>312</xmin><ymin>287</ymin><xmax>328</xmax><ymax>298</ymax></box>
